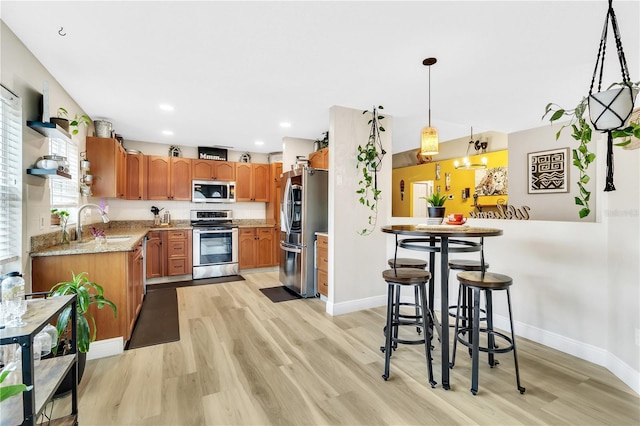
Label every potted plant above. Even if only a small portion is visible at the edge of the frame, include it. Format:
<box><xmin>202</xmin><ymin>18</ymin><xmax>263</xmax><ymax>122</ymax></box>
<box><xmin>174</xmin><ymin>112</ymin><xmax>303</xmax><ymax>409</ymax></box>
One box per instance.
<box><xmin>356</xmin><ymin>105</ymin><xmax>386</xmax><ymax>236</ymax></box>
<box><xmin>424</xmin><ymin>191</ymin><xmax>447</xmax><ymax>218</ymax></box>
<box><xmin>542</xmin><ymin>81</ymin><xmax>640</xmax><ymax>218</ymax></box>
<box><xmin>49</xmin><ymin>271</ymin><xmax>117</xmax><ymax>395</ymax></box>
<box><xmin>0</xmin><ymin>364</ymin><xmax>31</xmax><ymax>402</ymax></box>
<box><xmin>54</xmin><ymin>107</ymin><xmax>91</xmax><ymax>135</ymax></box>
<box><xmin>51</xmin><ymin>208</ymin><xmax>70</xmax><ymax>243</ymax></box>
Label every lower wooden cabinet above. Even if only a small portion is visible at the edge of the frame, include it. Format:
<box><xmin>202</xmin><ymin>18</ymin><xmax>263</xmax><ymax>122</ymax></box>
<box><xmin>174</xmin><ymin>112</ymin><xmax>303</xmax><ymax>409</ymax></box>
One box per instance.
<box><xmin>239</xmin><ymin>227</ymin><xmax>275</xmax><ymax>269</ymax></box>
<box><xmin>146</xmin><ymin>229</ymin><xmax>192</xmax><ymax>278</ymax></box>
<box><xmin>31</xmin><ymin>241</ymin><xmax>145</xmax><ymax>343</ymax></box>
<box><xmin>316</xmin><ymin>234</ymin><xmax>328</xmax><ymax>296</ymax></box>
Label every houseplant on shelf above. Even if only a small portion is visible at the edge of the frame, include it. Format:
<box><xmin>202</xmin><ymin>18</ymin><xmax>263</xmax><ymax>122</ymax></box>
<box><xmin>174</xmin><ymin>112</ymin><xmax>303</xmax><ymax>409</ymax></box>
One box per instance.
<box><xmin>356</xmin><ymin>105</ymin><xmax>386</xmax><ymax>236</ymax></box>
<box><xmin>424</xmin><ymin>191</ymin><xmax>447</xmax><ymax>219</ymax></box>
<box><xmin>54</xmin><ymin>107</ymin><xmax>91</xmax><ymax>135</ymax></box>
<box><xmin>49</xmin><ymin>271</ymin><xmax>117</xmax><ymax>394</ymax></box>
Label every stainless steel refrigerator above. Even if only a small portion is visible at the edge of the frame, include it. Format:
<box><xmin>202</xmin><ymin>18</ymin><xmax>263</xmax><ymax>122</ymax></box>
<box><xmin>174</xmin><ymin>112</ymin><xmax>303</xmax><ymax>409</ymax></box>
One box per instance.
<box><xmin>279</xmin><ymin>167</ymin><xmax>328</xmax><ymax>297</ymax></box>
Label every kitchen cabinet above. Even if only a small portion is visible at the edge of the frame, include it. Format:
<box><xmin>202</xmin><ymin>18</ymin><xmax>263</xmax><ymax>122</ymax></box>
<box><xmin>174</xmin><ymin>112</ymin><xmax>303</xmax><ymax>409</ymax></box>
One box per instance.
<box><xmin>128</xmin><ymin>240</ymin><xmax>144</xmax><ymax>337</ymax></box>
<box><xmin>145</xmin><ymin>231</ymin><xmax>164</xmax><ymax>279</ymax></box>
<box><xmin>265</xmin><ymin>162</ymin><xmax>283</xmax><ymax>265</ymax></box>
<box><xmin>316</xmin><ymin>234</ymin><xmax>328</xmax><ymax>297</ymax></box>
<box><xmin>235</xmin><ymin>163</ymin><xmax>269</xmax><ymax>202</ymax></box>
<box><xmin>0</xmin><ymin>295</ymin><xmax>79</xmax><ymax>426</ymax></box>
<box><xmin>146</xmin><ymin>229</ymin><xmax>192</xmax><ymax>278</ymax></box>
<box><xmin>32</xmin><ymin>242</ymin><xmax>145</xmax><ymax>343</ymax></box>
<box><xmin>238</xmin><ymin>227</ymin><xmax>275</xmax><ymax>269</ymax></box>
<box><xmin>125</xmin><ymin>152</ymin><xmax>147</xmax><ymax>200</ymax></box>
<box><xmin>309</xmin><ymin>147</ymin><xmax>329</xmax><ymax>169</ymax></box>
<box><xmin>147</xmin><ymin>156</ymin><xmax>192</xmax><ymax>200</ymax></box>
<box><xmin>192</xmin><ymin>159</ymin><xmax>236</xmax><ymax>181</ymax></box>
<box><xmin>86</xmin><ymin>136</ymin><xmax>127</xmax><ymax>198</ymax></box>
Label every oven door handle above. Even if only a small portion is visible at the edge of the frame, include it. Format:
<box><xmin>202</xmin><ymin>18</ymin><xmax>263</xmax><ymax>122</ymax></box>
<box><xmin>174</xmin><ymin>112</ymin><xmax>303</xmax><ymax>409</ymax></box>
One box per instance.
<box><xmin>193</xmin><ymin>228</ymin><xmax>237</xmax><ymax>234</ymax></box>
<box><xmin>280</xmin><ymin>242</ymin><xmax>302</xmax><ymax>253</ymax></box>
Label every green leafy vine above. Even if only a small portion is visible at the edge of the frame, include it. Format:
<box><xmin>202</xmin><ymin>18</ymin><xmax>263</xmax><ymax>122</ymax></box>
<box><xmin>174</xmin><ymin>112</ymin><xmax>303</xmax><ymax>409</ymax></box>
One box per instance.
<box><xmin>356</xmin><ymin>105</ymin><xmax>386</xmax><ymax>236</ymax></box>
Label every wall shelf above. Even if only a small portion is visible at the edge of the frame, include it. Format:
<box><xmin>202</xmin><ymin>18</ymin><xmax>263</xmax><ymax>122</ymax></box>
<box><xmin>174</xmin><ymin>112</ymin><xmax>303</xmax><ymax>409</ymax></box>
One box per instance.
<box><xmin>26</xmin><ymin>121</ymin><xmax>72</xmax><ymax>141</ymax></box>
<box><xmin>26</xmin><ymin>168</ymin><xmax>71</xmax><ymax>179</ymax></box>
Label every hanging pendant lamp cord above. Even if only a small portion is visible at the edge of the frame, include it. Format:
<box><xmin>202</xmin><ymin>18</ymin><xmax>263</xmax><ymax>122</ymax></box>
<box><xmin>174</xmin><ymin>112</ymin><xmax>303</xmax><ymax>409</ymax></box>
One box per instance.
<box><xmin>428</xmin><ymin>65</ymin><xmax>432</xmax><ymax>127</ymax></box>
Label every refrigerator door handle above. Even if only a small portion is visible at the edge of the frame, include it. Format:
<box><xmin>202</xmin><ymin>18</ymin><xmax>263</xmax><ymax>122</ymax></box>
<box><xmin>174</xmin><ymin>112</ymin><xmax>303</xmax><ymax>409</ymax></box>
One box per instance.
<box><xmin>280</xmin><ymin>242</ymin><xmax>302</xmax><ymax>253</ymax></box>
<box><xmin>281</xmin><ymin>177</ymin><xmax>292</xmax><ymax>235</ymax></box>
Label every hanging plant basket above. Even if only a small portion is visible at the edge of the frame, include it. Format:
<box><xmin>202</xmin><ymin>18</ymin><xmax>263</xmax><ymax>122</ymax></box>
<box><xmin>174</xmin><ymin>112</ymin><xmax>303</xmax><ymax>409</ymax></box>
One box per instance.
<box><xmin>588</xmin><ymin>86</ymin><xmax>638</xmax><ymax>131</ymax></box>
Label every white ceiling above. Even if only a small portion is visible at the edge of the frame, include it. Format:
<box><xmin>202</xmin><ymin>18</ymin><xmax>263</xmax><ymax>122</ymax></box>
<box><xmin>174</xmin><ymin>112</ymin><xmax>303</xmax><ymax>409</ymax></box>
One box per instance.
<box><xmin>2</xmin><ymin>1</ymin><xmax>639</xmax><ymax>155</ymax></box>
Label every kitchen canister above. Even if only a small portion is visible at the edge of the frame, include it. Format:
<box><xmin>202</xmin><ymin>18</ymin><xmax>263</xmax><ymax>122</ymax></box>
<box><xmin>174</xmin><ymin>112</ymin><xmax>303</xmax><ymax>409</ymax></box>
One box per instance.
<box><xmin>94</xmin><ymin>120</ymin><xmax>113</xmax><ymax>138</ymax></box>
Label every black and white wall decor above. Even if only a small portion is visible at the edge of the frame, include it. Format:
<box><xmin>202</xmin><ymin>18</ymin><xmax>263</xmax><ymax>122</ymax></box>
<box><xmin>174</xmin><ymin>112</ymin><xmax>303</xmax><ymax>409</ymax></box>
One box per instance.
<box><xmin>528</xmin><ymin>147</ymin><xmax>569</xmax><ymax>194</ymax></box>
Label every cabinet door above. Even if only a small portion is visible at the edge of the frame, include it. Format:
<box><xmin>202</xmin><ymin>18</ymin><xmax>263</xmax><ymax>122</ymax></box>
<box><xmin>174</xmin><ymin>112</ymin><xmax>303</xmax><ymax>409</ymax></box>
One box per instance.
<box><xmin>128</xmin><ymin>244</ymin><xmax>144</xmax><ymax>339</ymax></box>
<box><xmin>117</xmin><ymin>144</ymin><xmax>127</xmax><ymax>198</ymax></box>
<box><xmin>253</xmin><ymin>163</ymin><xmax>270</xmax><ymax>202</ymax></box>
<box><xmin>191</xmin><ymin>159</ymin><xmax>215</xmax><ymax>180</ymax></box>
<box><xmin>147</xmin><ymin>156</ymin><xmax>171</xmax><ymax>200</ymax></box>
<box><xmin>256</xmin><ymin>228</ymin><xmax>274</xmax><ymax>268</ymax></box>
<box><xmin>126</xmin><ymin>153</ymin><xmax>146</xmax><ymax>200</ymax></box>
<box><xmin>87</xmin><ymin>137</ymin><xmax>124</xmax><ymax>198</ymax></box>
<box><xmin>238</xmin><ymin>228</ymin><xmax>256</xmax><ymax>269</ymax></box>
<box><xmin>170</xmin><ymin>157</ymin><xmax>192</xmax><ymax>200</ymax></box>
<box><xmin>146</xmin><ymin>231</ymin><xmax>165</xmax><ymax>278</ymax></box>
<box><xmin>235</xmin><ymin>163</ymin><xmax>252</xmax><ymax>201</ymax></box>
<box><xmin>214</xmin><ymin>161</ymin><xmax>235</xmax><ymax>181</ymax></box>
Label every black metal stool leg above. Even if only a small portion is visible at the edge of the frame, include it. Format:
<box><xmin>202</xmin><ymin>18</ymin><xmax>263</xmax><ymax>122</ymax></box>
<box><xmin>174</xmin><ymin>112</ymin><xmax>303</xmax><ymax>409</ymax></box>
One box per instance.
<box><xmin>470</xmin><ymin>287</ymin><xmax>481</xmax><ymax>395</ymax></box>
<box><xmin>450</xmin><ymin>282</ymin><xmax>465</xmax><ymax>369</ymax></box>
<box><xmin>382</xmin><ymin>284</ymin><xmax>395</xmax><ymax>381</ymax></box>
<box><xmin>414</xmin><ymin>286</ymin><xmax>422</xmax><ymax>335</ymax></box>
<box><xmin>392</xmin><ymin>286</ymin><xmax>401</xmax><ymax>350</ymax></box>
<box><xmin>507</xmin><ymin>288</ymin><xmax>526</xmax><ymax>394</ymax></box>
<box><xmin>419</xmin><ymin>283</ymin><xmax>436</xmax><ymax>387</ymax></box>
<box><xmin>486</xmin><ymin>291</ymin><xmax>498</xmax><ymax>367</ymax></box>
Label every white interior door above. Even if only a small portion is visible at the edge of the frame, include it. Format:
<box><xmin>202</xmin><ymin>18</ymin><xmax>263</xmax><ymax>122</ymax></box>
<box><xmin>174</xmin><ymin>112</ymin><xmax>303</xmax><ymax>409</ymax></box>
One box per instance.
<box><xmin>412</xmin><ymin>180</ymin><xmax>433</xmax><ymax>217</ymax></box>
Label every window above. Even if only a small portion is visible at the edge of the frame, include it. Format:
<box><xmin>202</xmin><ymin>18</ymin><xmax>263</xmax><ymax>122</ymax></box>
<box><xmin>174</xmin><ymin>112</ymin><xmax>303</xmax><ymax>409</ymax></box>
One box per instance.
<box><xmin>49</xmin><ymin>134</ymin><xmax>79</xmax><ymax>207</ymax></box>
<box><xmin>0</xmin><ymin>84</ymin><xmax>22</xmax><ymax>266</ymax></box>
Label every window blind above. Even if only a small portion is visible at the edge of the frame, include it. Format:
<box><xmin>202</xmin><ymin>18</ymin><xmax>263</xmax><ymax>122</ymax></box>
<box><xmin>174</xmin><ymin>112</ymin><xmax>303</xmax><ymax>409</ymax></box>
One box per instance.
<box><xmin>0</xmin><ymin>85</ymin><xmax>22</xmax><ymax>265</ymax></box>
<box><xmin>49</xmin><ymin>134</ymin><xmax>79</xmax><ymax>207</ymax></box>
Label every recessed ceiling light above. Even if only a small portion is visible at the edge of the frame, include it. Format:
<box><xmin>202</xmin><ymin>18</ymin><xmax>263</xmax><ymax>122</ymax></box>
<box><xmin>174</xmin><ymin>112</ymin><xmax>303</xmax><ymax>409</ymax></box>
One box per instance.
<box><xmin>159</xmin><ymin>104</ymin><xmax>174</xmax><ymax>111</ymax></box>
<box><xmin>280</xmin><ymin>122</ymin><xmax>291</xmax><ymax>128</ymax></box>
<box><xmin>255</xmin><ymin>140</ymin><xmax>264</xmax><ymax>146</ymax></box>
<box><xmin>162</xmin><ymin>130</ymin><xmax>174</xmax><ymax>136</ymax></box>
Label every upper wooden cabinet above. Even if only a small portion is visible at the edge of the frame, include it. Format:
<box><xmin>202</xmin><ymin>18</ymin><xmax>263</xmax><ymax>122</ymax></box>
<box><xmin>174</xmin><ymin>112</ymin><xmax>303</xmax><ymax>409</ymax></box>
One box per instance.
<box><xmin>309</xmin><ymin>147</ymin><xmax>329</xmax><ymax>170</ymax></box>
<box><xmin>147</xmin><ymin>156</ymin><xmax>192</xmax><ymax>200</ymax></box>
<box><xmin>235</xmin><ymin>163</ymin><xmax>269</xmax><ymax>202</ymax></box>
<box><xmin>125</xmin><ymin>153</ymin><xmax>147</xmax><ymax>200</ymax></box>
<box><xmin>265</xmin><ymin>162</ymin><xmax>282</xmax><ymax>225</ymax></box>
<box><xmin>86</xmin><ymin>136</ymin><xmax>127</xmax><ymax>198</ymax></box>
<box><xmin>192</xmin><ymin>159</ymin><xmax>236</xmax><ymax>181</ymax></box>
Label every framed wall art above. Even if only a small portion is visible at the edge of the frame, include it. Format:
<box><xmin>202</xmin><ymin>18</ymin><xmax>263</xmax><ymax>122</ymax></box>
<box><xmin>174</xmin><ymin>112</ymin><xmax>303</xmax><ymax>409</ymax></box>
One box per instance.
<box><xmin>528</xmin><ymin>147</ymin><xmax>569</xmax><ymax>194</ymax></box>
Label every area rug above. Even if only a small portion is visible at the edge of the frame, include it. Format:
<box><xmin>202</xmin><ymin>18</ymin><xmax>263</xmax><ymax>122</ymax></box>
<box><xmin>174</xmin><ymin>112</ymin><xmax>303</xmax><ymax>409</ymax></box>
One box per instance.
<box><xmin>146</xmin><ymin>274</ymin><xmax>245</xmax><ymax>291</ymax></box>
<box><xmin>259</xmin><ymin>286</ymin><xmax>302</xmax><ymax>303</ymax></box>
<box><xmin>127</xmin><ymin>288</ymin><xmax>180</xmax><ymax>350</ymax></box>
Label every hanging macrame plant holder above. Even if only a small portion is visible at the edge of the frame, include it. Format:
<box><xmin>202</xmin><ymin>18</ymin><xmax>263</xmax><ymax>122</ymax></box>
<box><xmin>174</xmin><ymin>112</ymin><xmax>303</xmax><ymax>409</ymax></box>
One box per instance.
<box><xmin>587</xmin><ymin>0</ymin><xmax>638</xmax><ymax>191</ymax></box>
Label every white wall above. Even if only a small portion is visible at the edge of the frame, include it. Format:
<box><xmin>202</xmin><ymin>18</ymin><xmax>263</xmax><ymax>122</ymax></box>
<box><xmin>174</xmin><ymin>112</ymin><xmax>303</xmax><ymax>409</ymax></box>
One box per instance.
<box><xmin>282</xmin><ymin>136</ymin><xmax>314</xmax><ymax>172</ymax></box>
<box><xmin>327</xmin><ymin>105</ymin><xmax>392</xmax><ymax>314</ymax></box>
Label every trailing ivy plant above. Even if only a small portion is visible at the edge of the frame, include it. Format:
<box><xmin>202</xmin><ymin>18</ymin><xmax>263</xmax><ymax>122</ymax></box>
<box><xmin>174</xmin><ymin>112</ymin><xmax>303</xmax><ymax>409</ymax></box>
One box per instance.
<box><xmin>356</xmin><ymin>105</ymin><xmax>386</xmax><ymax>236</ymax></box>
<box><xmin>542</xmin><ymin>97</ymin><xmax>593</xmax><ymax>218</ymax></box>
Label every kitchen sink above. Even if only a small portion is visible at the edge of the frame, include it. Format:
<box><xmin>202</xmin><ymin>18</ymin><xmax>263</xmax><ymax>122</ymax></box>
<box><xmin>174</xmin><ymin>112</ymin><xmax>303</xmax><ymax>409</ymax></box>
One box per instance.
<box><xmin>105</xmin><ymin>236</ymin><xmax>132</xmax><ymax>243</ymax></box>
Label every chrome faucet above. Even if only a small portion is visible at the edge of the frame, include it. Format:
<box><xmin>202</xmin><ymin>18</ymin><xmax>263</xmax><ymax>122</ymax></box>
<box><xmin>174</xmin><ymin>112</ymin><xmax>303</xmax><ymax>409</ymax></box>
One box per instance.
<box><xmin>76</xmin><ymin>203</ymin><xmax>110</xmax><ymax>241</ymax></box>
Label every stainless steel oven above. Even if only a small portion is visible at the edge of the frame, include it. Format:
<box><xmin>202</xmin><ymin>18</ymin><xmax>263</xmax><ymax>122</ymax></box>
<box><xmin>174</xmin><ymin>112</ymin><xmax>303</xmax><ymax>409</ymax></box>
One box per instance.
<box><xmin>191</xmin><ymin>210</ymin><xmax>238</xmax><ymax>279</ymax></box>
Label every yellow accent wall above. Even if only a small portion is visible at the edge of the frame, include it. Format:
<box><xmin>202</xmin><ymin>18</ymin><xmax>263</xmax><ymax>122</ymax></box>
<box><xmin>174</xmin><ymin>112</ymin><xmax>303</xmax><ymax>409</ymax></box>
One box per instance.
<box><xmin>392</xmin><ymin>149</ymin><xmax>508</xmax><ymax>217</ymax></box>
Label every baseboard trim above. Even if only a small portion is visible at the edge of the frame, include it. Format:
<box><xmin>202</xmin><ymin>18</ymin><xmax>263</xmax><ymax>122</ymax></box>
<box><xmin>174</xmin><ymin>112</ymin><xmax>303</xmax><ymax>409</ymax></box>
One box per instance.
<box><xmin>326</xmin><ymin>294</ymin><xmax>386</xmax><ymax>316</ymax></box>
<box><xmin>87</xmin><ymin>337</ymin><xmax>124</xmax><ymax>360</ymax></box>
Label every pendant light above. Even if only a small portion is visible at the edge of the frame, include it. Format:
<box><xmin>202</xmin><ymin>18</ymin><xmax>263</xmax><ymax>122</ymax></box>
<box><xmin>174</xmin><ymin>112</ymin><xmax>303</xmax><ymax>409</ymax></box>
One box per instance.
<box><xmin>420</xmin><ymin>57</ymin><xmax>439</xmax><ymax>157</ymax></box>
<box><xmin>454</xmin><ymin>127</ymin><xmax>488</xmax><ymax>170</ymax></box>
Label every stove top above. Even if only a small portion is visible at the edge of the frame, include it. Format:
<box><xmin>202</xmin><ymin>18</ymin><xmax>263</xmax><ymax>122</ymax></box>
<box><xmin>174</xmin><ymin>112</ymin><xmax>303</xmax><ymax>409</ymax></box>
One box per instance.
<box><xmin>190</xmin><ymin>209</ymin><xmax>236</xmax><ymax>227</ymax></box>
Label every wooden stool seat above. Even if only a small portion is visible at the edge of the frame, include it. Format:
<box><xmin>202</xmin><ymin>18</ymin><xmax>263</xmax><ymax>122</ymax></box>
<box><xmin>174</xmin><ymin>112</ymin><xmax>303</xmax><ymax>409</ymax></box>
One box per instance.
<box><xmin>382</xmin><ymin>268</ymin><xmax>431</xmax><ymax>284</ymax></box>
<box><xmin>456</xmin><ymin>271</ymin><xmax>512</xmax><ymax>290</ymax></box>
<box><xmin>388</xmin><ymin>258</ymin><xmax>428</xmax><ymax>269</ymax></box>
<box><xmin>448</xmin><ymin>259</ymin><xmax>489</xmax><ymax>271</ymax></box>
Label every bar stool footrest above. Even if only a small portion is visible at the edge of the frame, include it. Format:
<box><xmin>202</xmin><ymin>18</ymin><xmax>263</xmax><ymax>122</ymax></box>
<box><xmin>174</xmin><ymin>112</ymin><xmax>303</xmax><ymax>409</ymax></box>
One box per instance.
<box><xmin>456</xmin><ymin>327</ymin><xmax>514</xmax><ymax>354</ymax></box>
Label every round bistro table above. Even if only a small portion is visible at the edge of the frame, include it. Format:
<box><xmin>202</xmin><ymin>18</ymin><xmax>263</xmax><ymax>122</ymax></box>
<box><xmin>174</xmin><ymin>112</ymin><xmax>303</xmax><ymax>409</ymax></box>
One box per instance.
<box><xmin>381</xmin><ymin>224</ymin><xmax>503</xmax><ymax>390</ymax></box>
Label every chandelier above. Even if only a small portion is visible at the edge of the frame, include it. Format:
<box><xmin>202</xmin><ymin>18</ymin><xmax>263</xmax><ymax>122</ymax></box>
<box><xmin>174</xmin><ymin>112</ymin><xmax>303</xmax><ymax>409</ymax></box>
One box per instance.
<box><xmin>454</xmin><ymin>127</ymin><xmax>488</xmax><ymax>170</ymax></box>
<box><xmin>419</xmin><ymin>57</ymin><xmax>439</xmax><ymax>157</ymax></box>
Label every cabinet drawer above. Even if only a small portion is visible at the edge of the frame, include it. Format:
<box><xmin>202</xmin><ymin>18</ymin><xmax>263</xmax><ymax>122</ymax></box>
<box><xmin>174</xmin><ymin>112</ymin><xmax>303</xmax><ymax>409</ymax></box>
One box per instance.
<box><xmin>239</xmin><ymin>228</ymin><xmax>256</xmax><ymax>237</ymax></box>
<box><xmin>257</xmin><ymin>228</ymin><xmax>272</xmax><ymax>236</ymax></box>
<box><xmin>317</xmin><ymin>270</ymin><xmax>328</xmax><ymax>297</ymax></box>
<box><xmin>167</xmin><ymin>240</ymin><xmax>187</xmax><ymax>257</ymax></box>
<box><xmin>316</xmin><ymin>246</ymin><xmax>328</xmax><ymax>271</ymax></box>
<box><xmin>167</xmin><ymin>258</ymin><xmax>187</xmax><ymax>275</ymax></box>
<box><xmin>167</xmin><ymin>230</ymin><xmax>188</xmax><ymax>240</ymax></box>
<box><xmin>317</xmin><ymin>236</ymin><xmax>328</xmax><ymax>250</ymax></box>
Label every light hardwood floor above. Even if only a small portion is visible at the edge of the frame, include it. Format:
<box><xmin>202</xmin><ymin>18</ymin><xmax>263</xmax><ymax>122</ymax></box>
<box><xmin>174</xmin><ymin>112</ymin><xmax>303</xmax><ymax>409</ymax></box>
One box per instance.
<box><xmin>49</xmin><ymin>271</ymin><xmax>639</xmax><ymax>425</ymax></box>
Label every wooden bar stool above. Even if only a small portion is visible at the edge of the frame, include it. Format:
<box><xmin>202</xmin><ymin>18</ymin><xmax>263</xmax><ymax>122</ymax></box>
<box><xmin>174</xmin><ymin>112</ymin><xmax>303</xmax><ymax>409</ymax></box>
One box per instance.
<box><xmin>381</xmin><ymin>268</ymin><xmax>436</xmax><ymax>387</ymax></box>
<box><xmin>450</xmin><ymin>271</ymin><xmax>525</xmax><ymax>395</ymax></box>
<box><xmin>448</xmin><ymin>259</ymin><xmax>489</xmax><ymax>330</ymax></box>
<box><xmin>388</xmin><ymin>258</ymin><xmax>428</xmax><ymax>337</ymax></box>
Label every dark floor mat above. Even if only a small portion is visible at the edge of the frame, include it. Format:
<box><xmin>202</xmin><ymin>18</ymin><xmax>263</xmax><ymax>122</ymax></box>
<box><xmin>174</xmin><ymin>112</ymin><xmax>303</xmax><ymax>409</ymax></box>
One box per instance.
<box><xmin>260</xmin><ymin>286</ymin><xmax>302</xmax><ymax>303</ymax></box>
<box><xmin>147</xmin><ymin>275</ymin><xmax>245</xmax><ymax>291</ymax></box>
<box><xmin>127</xmin><ymin>288</ymin><xmax>179</xmax><ymax>350</ymax></box>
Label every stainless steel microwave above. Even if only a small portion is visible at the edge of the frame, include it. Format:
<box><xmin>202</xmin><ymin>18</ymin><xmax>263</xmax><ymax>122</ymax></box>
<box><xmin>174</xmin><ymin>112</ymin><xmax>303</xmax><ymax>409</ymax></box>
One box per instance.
<box><xmin>192</xmin><ymin>180</ymin><xmax>236</xmax><ymax>203</ymax></box>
